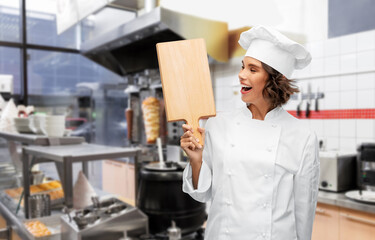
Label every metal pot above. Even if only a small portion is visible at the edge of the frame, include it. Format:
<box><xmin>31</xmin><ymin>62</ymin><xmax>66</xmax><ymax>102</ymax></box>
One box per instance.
<box><xmin>137</xmin><ymin>162</ymin><xmax>206</xmax><ymax>235</ymax></box>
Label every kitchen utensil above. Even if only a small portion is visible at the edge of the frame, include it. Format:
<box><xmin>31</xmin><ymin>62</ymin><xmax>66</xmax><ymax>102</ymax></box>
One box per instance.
<box><xmin>91</xmin><ymin>196</ymin><xmax>100</xmax><ymax>209</ymax></box>
<box><xmin>156</xmin><ymin>39</ymin><xmax>216</xmax><ymax>144</ymax></box>
<box><xmin>104</xmin><ymin>202</ymin><xmax>127</xmax><ymax>215</ymax></box>
<box><xmin>28</xmin><ymin>194</ymin><xmax>51</xmax><ymax>218</ymax></box>
<box><xmin>125</xmin><ymin>108</ymin><xmax>133</xmax><ymax>140</ymax></box>
<box><xmin>30</xmin><ymin>171</ymin><xmax>44</xmax><ymax>185</ymax></box>
<box><xmin>306</xmin><ymin>83</ymin><xmax>311</xmax><ymax>118</ymax></box>
<box><xmin>345</xmin><ymin>190</ymin><xmax>375</xmax><ymax>204</ymax></box>
<box><xmin>60</xmin><ymin>197</ymin><xmax>148</xmax><ymax>239</ymax></box>
<box><xmin>73</xmin><ymin>210</ymin><xmax>100</xmax><ymax>229</ymax></box>
<box><xmin>296</xmin><ymin>88</ymin><xmax>303</xmax><ymax>117</ymax></box>
<box><xmin>62</xmin><ymin>206</ymin><xmax>72</xmax><ymax>222</ymax></box>
<box><xmin>144</xmin><ymin>161</ymin><xmax>178</xmax><ymax>171</ymax></box>
<box><xmin>157</xmin><ymin>137</ymin><xmax>164</xmax><ymax>164</ymax></box>
<box><xmin>315</xmin><ymin>87</ymin><xmax>320</xmax><ymax>112</ymax></box>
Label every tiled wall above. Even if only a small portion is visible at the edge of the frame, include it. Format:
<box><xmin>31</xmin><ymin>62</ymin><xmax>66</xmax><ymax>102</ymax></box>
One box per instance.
<box><xmin>211</xmin><ymin>29</ymin><xmax>375</xmax><ymax>153</ymax></box>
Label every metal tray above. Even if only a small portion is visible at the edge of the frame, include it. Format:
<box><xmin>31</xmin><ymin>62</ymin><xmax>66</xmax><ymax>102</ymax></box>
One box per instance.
<box><xmin>23</xmin><ymin>215</ymin><xmax>61</xmax><ymax>240</ymax></box>
<box><xmin>345</xmin><ymin>190</ymin><xmax>375</xmax><ymax>204</ymax></box>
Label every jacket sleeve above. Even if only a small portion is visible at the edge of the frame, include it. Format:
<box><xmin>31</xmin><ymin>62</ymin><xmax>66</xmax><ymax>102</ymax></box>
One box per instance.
<box><xmin>294</xmin><ymin>131</ymin><xmax>320</xmax><ymax>240</ymax></box>
<box><xmin>182</xmin><ymin>125</ymin><xmax>213</xmax><ymax>203</ymax></box>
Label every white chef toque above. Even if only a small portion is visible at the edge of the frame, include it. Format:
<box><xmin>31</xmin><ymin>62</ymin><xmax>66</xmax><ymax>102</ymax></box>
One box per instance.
<box><xmin>238</xmin><ymin>25</ymin><xmax>311</xmax><ymax>79</ymax></box>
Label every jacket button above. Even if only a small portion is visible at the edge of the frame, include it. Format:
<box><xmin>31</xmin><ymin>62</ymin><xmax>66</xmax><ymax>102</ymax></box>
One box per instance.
<box><xmin>266</xmin><ymin>147</ymin><xmax>272</xmax><ymax>152</ymax></box>
<box><xmin>230</xmin><ymin>144</ymin><xmax>235</xmax><ymax>147</ymax></box>
<box><xmin>264</xmin><ymin>174</ymin><xmax>269</xmax><ymax>178</ymax></box>
<box><xmin>272</xmin><ymin>124</ymin><xmax>277</xmax><ymax>128</ymax></box>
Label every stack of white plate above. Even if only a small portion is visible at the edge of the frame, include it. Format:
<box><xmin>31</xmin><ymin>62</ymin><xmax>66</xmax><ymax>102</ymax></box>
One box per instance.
<box><xmin>14</xmin><ymin>117</ymin><xmax>33</xmax><ymax>133</ymax></box>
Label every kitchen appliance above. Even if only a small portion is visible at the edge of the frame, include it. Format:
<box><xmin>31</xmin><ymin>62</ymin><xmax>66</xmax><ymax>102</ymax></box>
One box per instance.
<box><xmin>137</xmin><ymin>162</ymin><xmax>206</xmax><ymax>235</ymax></box>
<box><xmin>344</xmin><ymin>143</ymin><xmax>375</xmax><ymax>203</ymax></box>
<box><xmin>61</xmin><ymin>197</ymin><xmax>148</xmax><ymax>240</ymax></box>
<box><xmin>125</xmin><ymin>81</ymin><xmax>141</xmax><ymax>144</ymax></box>
<box><xmin>319</xmin><ymin>151</ymin><xmax>357</xmax><ymax>192</ymax></box>
<box><xmin>28</xmin><ymin>194</ymin><xmax>51</xmax><ymax>218</ymax></box>
<box><xmin>357</xmin><ymin>143</ymin><xmax>375</xmax><ymax>191</ymax></box>
<box><xmin>156</xmin><ymin>39</ymin><xmax>216</xmax><ymax>144</ymax></box>
<box><xmin>81</xmin><ymin>7</ymin><xmax>229</xmax><ymax>75</ymax></box>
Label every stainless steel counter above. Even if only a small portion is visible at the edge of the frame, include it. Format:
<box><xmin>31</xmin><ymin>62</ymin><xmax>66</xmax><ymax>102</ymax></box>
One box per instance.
<box><xmin>22</xmin><ymin>144</ymin><xmax>141</xmax><ymax>217</ymax></box>
<box><xmin>0</xmin><ymin>188</ymin><xmax>122</xmax><ymax>240</ymax></box>
<box><xmin>318</xmin><ymin>190</ymin><xmax>375</xmax><ymax>214</ymax></box>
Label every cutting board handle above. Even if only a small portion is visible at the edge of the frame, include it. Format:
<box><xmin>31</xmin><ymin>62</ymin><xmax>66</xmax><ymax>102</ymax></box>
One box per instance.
<box><xmin>186</xmin><ymin>118</ymin><xmax>203</xmax><ymax>146</ymax></box>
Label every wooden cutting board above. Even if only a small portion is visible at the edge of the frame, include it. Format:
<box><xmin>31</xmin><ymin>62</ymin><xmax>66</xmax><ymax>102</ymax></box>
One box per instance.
<box><xmin>156</xmin><ymin>39</ymin><xmax>216</xmax><ymax>144</ymax></box>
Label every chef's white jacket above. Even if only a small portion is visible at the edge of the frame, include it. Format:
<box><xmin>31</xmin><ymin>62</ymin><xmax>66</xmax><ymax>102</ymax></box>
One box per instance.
<box><xmin>183</xmin><ymin>105</ymin><xmax>320</xmax><ymax>240</ymax></box>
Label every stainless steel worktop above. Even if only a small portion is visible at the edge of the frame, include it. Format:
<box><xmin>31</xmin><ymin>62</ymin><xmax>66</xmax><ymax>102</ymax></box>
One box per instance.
<box><xmin>0</xmin><ymin>188</ymin><xmax>120</xmax><ymax>240</ymax></box>
<box><xmin>22</xmin><ymin>144</ymin><xmax>141</xmax><ymax>217</ymax></box>
<box><xmin>318</xmin><ymin>190</ymin><xmax>375</xmax><ymax>214</ymax></box>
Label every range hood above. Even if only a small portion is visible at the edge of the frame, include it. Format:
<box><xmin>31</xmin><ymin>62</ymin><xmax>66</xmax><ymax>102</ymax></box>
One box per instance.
<box><xmin>80</xmin><ymin>7</ymin><xmax>228</xmax><ymax>75</ymax></box>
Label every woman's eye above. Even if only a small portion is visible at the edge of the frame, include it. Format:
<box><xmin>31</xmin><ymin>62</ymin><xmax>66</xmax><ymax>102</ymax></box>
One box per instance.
<box><xmin>250</xmin><ymin>69</ymin><xmax>256</xmax><ymax>72</ymax></box>
<box><xmin>241</xmin><ymin>66</ymin><xmax>244</xmax><ymax>70</ymax></box>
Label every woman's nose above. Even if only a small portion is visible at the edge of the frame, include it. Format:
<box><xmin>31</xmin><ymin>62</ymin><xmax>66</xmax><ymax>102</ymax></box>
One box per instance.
<box><xmin>238</xmin><ymin>70</ymin><xmax>246</xmax><ymax>80</ymax></box>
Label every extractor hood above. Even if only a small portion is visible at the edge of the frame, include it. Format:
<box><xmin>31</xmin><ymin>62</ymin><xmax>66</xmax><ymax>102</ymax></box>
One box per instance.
<box><xmin>80</xmin><ymin>7</ymin><xmax>228</xmax><ymax>75</ymax></box>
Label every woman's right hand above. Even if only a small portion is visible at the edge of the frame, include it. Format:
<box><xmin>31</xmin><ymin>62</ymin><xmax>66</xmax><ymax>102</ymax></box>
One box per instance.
<box><xmin>180</xmin><ymin>124</ymin><xmax>205</xmax><ymax>164</ymax></box>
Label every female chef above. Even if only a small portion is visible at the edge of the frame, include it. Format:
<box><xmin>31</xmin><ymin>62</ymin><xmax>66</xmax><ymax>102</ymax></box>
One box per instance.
<box><xmin>180</xmin><ymin>25</ymin><xmax>319</xmax><ymax>240</ymax></box>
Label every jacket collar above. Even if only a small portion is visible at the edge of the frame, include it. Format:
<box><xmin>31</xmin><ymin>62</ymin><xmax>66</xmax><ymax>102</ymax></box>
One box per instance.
<box><xmin>241</xmin><ymin>104</ymin><xmax>282</xmax><ymax>121</ymax></box>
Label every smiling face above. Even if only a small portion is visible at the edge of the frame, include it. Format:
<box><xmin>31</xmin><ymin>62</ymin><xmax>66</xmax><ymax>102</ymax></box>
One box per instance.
<box><xmin>239</xmin><ymin>57</ymin><xmax>270</xmax><ymax>107</ymax></box>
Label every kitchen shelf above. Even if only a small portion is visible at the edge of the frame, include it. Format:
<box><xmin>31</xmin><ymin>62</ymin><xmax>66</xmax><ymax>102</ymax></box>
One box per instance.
<box><xmin>0</xmin><ymin>131</ymin><xmax>85</xmax><ymax>146</ymax></box>
<box><xmin>22</xmin><ymin>143</ymin><xmax>141</xmax><ymax>218</ymax></box>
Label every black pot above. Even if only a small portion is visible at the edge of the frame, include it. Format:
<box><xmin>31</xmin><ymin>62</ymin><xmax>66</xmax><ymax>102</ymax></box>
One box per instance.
<box><xmin>137</xmin><ymin>162</ymin><xmax>206</xmax><ymax>235</ymax></box>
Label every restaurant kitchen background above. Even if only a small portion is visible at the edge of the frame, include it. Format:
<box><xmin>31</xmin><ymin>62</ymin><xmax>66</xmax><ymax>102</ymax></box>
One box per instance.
<box><xmin>0</xmin><ymin>0</ymin><xmax>375</xmax><ymax>239</ymax></box>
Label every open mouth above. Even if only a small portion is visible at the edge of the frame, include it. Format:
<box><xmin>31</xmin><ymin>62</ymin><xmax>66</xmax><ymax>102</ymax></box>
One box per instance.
<box><xmin>240</xmin><ymin>84</ymin><xmax>252</xmax><ymax>94</ymax></box>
